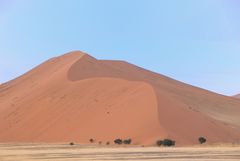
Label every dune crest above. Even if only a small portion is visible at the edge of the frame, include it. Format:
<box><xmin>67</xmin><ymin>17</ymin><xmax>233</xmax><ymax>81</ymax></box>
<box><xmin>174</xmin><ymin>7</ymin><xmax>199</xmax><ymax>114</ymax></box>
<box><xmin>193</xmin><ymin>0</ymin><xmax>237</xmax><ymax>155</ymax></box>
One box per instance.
<box><xmin>0</xmin><ymin>51</ymin><xmax>240</xmax><ymax>145</ymax></box>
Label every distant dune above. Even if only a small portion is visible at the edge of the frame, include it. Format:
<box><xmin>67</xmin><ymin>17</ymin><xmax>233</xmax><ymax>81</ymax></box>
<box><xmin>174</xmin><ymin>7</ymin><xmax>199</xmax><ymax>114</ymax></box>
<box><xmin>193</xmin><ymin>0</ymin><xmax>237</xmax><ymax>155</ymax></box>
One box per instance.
<box><xmin>0</xmin><ymin>51</ymin><xmax>240</xmax><ymax>146</ymax></box>
<box><xmin>234</xmin><ymin>94</ymin><xmax>240</xmax><ymax>99</ymax></box>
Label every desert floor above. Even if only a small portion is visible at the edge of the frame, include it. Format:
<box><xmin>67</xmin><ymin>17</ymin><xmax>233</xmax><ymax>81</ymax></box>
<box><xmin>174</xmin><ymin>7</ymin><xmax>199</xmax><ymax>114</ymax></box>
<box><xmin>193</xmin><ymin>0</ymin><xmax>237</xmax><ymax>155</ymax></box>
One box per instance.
<box><xmin>0</xmin><ymin>144</ymin><xmax>240</xmax><ymax>161</ymax></box>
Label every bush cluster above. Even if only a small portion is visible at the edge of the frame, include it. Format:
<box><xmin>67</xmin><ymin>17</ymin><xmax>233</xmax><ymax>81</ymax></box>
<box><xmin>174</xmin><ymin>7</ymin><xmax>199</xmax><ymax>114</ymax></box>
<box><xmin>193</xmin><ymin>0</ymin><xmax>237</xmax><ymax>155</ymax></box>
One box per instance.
<box><xmin>114</xmin><ymin>139</ymin><xmax>123</xmax><ymax>144</ymax></box>
<box><xmin>123</xmin><ymin>139</ymin><xmax>132</xmax><ymax>145</ymax></box>
<box><xmin>114</xmin><ymin>138</ymin><xmax>132</xmax><ymax>145</ymax></box>
<box><xmin>156</xmin><ymin>139</ymin><xmax>175</xmax><ymax>147</ymax></box>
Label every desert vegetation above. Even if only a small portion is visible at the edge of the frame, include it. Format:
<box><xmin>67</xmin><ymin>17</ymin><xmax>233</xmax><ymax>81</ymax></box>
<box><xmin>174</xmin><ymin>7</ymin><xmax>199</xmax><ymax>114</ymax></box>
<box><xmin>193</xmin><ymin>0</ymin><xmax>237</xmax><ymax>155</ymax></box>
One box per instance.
<box><xmin>123</xmin><ymin>139</ymin><xmax>132</xmax><ymax>144</ymax></box>
<box><xmin>114</xmin><ymin>138</ymin><xmax>132</xmax><ymax>145</ymax></box>
<box><xmin>114</xmin><ymin>139</ymin><xmax>123</xmax><ymax>145</ymax></box>
<box><xmin>89</xmin><ymin>138</ymin><xmax>94</xmax><ymax>143</ymax></box>
<box><xmin>156</xmin><ymin>139</ymin><xmax>175</xmax><ymax>147</ymax></box>
<box><xmin>199</xmin><ymin>137</ymin><xmax>207</xmax><ymax>144</ymax></box>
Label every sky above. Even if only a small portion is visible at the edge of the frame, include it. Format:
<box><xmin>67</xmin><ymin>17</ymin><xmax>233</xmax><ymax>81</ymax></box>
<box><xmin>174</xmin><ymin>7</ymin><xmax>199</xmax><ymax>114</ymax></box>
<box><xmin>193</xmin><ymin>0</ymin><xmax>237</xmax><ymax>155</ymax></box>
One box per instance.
<box><xmin>0</xmin><ymin>0</ymin><xmax>240</xmax><ymax>96</ymax></box>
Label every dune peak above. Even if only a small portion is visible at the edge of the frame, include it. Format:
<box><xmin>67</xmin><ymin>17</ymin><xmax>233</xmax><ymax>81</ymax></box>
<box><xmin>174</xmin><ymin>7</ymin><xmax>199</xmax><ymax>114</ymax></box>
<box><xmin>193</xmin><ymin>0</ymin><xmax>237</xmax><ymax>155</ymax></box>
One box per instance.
<box><xmin>60</xmin><ymin>50</ymin><xmax>89</xmax><ymax>58</ymax></box>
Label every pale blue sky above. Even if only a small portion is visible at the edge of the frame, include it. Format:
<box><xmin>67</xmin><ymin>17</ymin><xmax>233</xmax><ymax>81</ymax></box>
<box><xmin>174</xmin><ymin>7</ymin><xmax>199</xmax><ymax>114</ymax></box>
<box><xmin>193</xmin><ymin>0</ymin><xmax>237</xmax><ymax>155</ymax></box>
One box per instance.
<box><xmin>0</xmin><ymin>0</ymin><xmax>240</xmax><ymax>95</ymax></box>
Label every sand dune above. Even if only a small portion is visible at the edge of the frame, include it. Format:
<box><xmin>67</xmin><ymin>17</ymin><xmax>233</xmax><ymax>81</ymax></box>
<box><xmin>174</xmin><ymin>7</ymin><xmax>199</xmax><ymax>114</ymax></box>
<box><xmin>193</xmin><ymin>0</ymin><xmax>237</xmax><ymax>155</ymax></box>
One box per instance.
<box><xmin>0</xmin><ymin>51</ymin><xmax>240</xmax><ymax>146</ymax></box>
<box><xmin>234</xmin><ymin>94</ymin><xmax>240</xmax><ymax>99</ymax></box>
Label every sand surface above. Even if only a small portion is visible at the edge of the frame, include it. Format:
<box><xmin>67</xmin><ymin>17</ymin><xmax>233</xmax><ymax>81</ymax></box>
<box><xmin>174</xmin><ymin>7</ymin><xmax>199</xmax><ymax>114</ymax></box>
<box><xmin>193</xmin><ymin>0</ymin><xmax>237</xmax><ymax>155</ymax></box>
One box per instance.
<box><xmin>0</xmin><ymin>144</ymin><xmax>240</xmax><ymax>161</ymax></box>
<box><xmin>1</xmin><ymin>51</ymin><xmax>240</xmax><ymax>146</ymax></box>
<box><xmin>234</xmin><ymin>94</ymin><xmax>240</xmax><ymax>99</ymax></box>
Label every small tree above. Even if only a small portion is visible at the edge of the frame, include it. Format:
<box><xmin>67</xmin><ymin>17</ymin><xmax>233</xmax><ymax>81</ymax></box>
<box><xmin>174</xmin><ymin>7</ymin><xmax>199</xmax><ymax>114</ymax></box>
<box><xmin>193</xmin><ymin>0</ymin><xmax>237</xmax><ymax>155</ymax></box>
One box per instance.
<box><xmin>198</xmin><ymin>137</ymin><xmax>206</xmax><ymax>144</ymax></box>
<box><xmin>69</xmin><ymin>142</ymin><xmax>74</xmax><ymax>146</ymax></box>
<box><xmin>106</xmin><ymin>141</ymin><xmax>110</xmax><ymax>145</ymax></box>
<box><xmin>123</xmin><ymin>139</ymin><xmax>132</xmax><ymax>145</ymax></box>
<box><xmin>114</xmin><ymin>139</ymin><xmax>123</xmax><ymax>145</ymax></box>
<box><xmin>156</xmin><ymin>139</ymin><xmax>175</xmax><ymax>147</ymax></box>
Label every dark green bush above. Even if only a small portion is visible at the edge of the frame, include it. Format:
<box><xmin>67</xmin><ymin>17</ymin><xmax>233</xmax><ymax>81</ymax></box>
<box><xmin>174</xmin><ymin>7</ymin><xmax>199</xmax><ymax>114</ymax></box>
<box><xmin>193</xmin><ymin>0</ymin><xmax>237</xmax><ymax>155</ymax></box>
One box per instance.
<box><xmin>123</xmin><ymin>139</ymin><xmax>132</xmax><ymax>145</ymax></box>
<box><xmin>163</xmin><ymin>139</ymin><xmax>175</xmax><ymax>146</ymax></box>
<box><xmin>156</xmin><ymin>140</ymin><xmax>164</xmax><ymax>146</ymax></box>
<box><xmin>198</xmin><ymin>137</ymin><xmax>206</xmax><ymax>144</ymax></box>
<box><xmin>114</xmin><ymin>139</ymin><xmax>123</xmax><ymax>144</ymax></box>
<box><xmin>156</xmin><ymin>139</ymin><xmax>175</xmax><ymax>147</ymax></box>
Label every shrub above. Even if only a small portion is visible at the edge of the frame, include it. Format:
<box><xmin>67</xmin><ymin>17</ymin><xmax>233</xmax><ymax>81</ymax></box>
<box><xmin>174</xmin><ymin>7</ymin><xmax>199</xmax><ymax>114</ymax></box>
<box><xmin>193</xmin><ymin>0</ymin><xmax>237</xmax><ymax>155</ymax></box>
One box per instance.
<box><xmin>156</xmin><ymin>139</ymin><xmax>175</xmax><ymax>147</ymax></box>
<box><xmin>123</xmin><ymin>139</ymin><xmax>132</xmax><ymax>145</ymax></box>
<box><xmin>98</xmin><ymin>141</ymin><xmax>102</xmax><ymax>145</ymax></box>
<box><xmin>156</xmin><ymin>140</ymin><xmax>164</xmax><ymax>146</ymax></box>
<box><xmin>69</xmin><ymin>142</ymin><xmax>74</xmax><ymax>146</ymax></box>
<box><xmin>198</xmin><ymin>137</ymin><xmax>206</xmax><ymax>144</ymax></box>
<box><xmin>163</xmin><ymin>139</ymin><xmax>175</xmax><ymax>146</ymax></box>
<box><xmin>114</xmin><ymin>139</ymin><xmax>123</xmax><ymax>145</ymax></box>
<box><xmin>89</xmin><ymin>138</ymin><xmax>94</xmax><ymax>143</ymax></box>
<box><xmin>106</xmin><ymin>142</ymin><xmax>110</xmax><ymax>145</ymax></box>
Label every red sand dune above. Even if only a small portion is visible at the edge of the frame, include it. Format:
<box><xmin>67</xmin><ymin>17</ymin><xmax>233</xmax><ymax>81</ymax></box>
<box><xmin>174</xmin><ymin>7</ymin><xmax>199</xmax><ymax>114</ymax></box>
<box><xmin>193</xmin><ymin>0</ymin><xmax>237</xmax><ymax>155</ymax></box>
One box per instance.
<box><xmin>234</xmin><ymin>94</ymin><xmax>240</xmax><ymax>99</ymax></box>
<box><xmin>0</xmin><ymin>51</ymin><xmax>240</xmax><ymax>146</ymax></box>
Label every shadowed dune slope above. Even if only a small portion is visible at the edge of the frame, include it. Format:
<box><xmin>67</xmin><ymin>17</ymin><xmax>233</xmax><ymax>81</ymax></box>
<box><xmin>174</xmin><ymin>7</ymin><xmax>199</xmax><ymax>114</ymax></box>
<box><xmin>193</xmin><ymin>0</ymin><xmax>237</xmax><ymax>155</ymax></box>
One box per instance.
<box><xmin>234</xmin><ymin>94</ymin><xmax>240</xmax><ymax>99</ymax></box>
<box><xmin>0</xmin><ymin>51</ymin><xmax>240</xmax><ymax>146</ymax></box>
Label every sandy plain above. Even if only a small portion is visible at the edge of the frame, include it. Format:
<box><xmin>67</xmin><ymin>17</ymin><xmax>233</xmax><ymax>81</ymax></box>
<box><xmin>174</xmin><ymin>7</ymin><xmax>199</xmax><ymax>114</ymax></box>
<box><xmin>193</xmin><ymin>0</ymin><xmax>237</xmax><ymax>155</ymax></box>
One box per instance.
<box><xmin>0</xmin><ymin>144</ymin><xmax>240</xmax><ymax>161</ymax></box>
